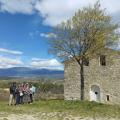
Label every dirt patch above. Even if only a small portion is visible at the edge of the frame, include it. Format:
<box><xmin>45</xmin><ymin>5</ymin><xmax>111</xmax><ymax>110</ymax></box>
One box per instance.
<box><xmin>0</xmin><ymin>89</ymin><xmax>9</xmax><ymax>101</ymax></box>
<box><xmin>0</xmin><ymin>112</ymin><xmax>119</xmax><ymax>120</ymax></box>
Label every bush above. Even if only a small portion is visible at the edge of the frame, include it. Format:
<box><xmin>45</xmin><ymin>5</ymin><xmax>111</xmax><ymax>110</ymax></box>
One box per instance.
<box><xmin>35</xmin><ymin>82</ymin><xmax>64</xmax><ymax>94</ymax></box>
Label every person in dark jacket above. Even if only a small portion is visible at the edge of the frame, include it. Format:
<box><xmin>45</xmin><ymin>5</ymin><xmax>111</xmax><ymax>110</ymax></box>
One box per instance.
<box><xmin>9</xmin><ymin>82</ymin><xmax>16</xmax><ymax>106</ymax></box>
<box><xmin>15</xmin><ymin>85</ymin><xmax>20</xmax><ymax>105</ymax></box>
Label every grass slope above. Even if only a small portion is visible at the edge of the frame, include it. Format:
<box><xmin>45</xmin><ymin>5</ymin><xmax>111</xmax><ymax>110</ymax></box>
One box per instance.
<box><xmin>0</xmin><ymin>100</ymin><xmax>120</xmax><ymax>118</ymax></box>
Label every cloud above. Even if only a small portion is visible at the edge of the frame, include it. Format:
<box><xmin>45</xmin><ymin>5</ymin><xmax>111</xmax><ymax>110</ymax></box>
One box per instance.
<box><xmin>31</xmin><ymin>57</ymin><xmax>48</xmax><ymax>61</ymax></box>
<box><xmin>0</xmin><ymin>56</ymin><xmax>23</xmax><ymax>68</ymax></box>
<box><xmin>0</xmin><ymin>56</ymin><xmax>63</xmax><ymax>70</ymax></box>
<box><xmin>30</xmin><ymin>58</ymin><xmax>63</xmax><ymax>70</ymax></box>
<box><xmin>0</xmin><ymin>0</ymin><xmax>36</xmax><ymax>14</ymax></box>
<box><xmin>0</xmin><ymin>0</ymin><xmax>120</xmax><ymax>26</ymax></box>
<box><xmin>40</xmin><ymin>33</ymin><xmax>57</xmax><ymax>38</ymax></box>
<box><xmin>35</xmin><ymin>0</ymin><xmax>95</xmax><ymax>26</ymax></box>
<box><xmin>100</xmin><ymin>0</ymin><xmax>120</xmax><ymax>14</ymax></box>
<box><xmin>111</xmin><ymin>38</ymin><xmax>120</xmax><ymax>50</ymax></box>
<box><xmin>117</xmin><ymin>41</ymin><xmax>120</xmax><ymax>50</ymax></box>
<box><xmin>35</xmin><ymin>0</ymin><xmax>120</xmax><ymax>26</ymax></box>
<box><xmin>0</xmin><ymin>48</ymin><xmax>23</xmax><ymax>55</ymax></box>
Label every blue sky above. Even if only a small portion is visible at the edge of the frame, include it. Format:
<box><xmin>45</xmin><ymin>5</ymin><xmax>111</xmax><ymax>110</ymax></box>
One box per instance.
<box><xmin>0</xmin><ymin>0</ymin><xmax>120</xmax><ymax>69</ymax></box>
<box><xmin>0</xmin><ymin>13</ymin><xmax>58</xmax><ymax>69</ymax></box>
<box><xmin>0</xmin><ymin>13</ymin><xmax>52</xmax><ymax>58</ymax></box>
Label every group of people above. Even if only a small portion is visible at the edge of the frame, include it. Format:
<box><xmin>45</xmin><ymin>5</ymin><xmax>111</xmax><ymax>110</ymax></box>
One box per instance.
<box><xmin>9</xmin><ymin>82</ymin><xmax>36</xmax><ymax>106</ymax></box>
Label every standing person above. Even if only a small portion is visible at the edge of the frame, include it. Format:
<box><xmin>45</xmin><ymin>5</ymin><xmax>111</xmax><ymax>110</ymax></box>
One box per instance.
<box><xmin>23</xmin><ymin>83</ymin><xmax>27</xmax><ymax>104</ymax></box>
<box><xmin>15</xmin><ymin>85</ymin><xmax>20</xmax><ymax>105</ymax></box>
<box><xmin>31</xmin><ymin>84</ymin><xmax>36</xmax><ymax>95</ymax></box>
<box><xmin>19</xmin><ymin>83</ymin><xmax>24</xmax><ymax>104</ymax></box>
<box><xmin>9</xmin><ymin>82</ymin><xmax>16</xmax><ymax>106</ymax></box>
<box><xmin>23</xmin><ymin>83</ymin><xmax>30</xmax><ymax>104</ymax></box>
<box><xmin>26</xmin><ymin>83</ymin><xmax>31</xmax><ymax>104</ymax></box>
<box><xmin>30</xmin><ymin>84</ymin><xmax>36</xmax><ymax>102</ymax></box>
<box><xmin>22</xmin><ymin>83</ymin><xmax>25</xmax><ymax>104</ymax></box>
<box><xmin>29</xmin><ymin>84</ymin><xmax>33</xmax><ymax>103</ymax></box>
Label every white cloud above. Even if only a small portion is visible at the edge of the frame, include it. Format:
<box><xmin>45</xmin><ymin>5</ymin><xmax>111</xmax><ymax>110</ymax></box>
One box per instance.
<box><xmin>35</xmin><ymin>0</ymin><xmax>96</xmax><ymax>26</ymax></box>
<box><xmin>0</xmin><ymin>56</ymin><xmax>23</xmax><ymax>68</ymax></box>
<box><xmin>0</xmin><ymin>0</ymin><xmax>120</xmax><ymax>26</ymax></box>
<box><xmin>35</xmin><ymin>0</ymin><xmax>120</xmax><ymax>26</ymax></box>
<box><xmin>40</xmin><ymin>33</ymin><xmax>57</xmax><ymax>38</ymax></box>
<box><xmin>30</xmin><ymin>58</ymin><xmax>63</xmax><ymax>70</ymax></box>
<box><xmin>0</xmin><ymin>48</ymin><xmax>23</xmax><ymax>55</ymax></box>
<box><xmin>112</xmin><ymin>39</ymin><xmax>120</xmax><ymax>50</ymax></box>
<box><xmin>100</xmin><ymin>0</ymin><xmax>120</xmax><ymax>14</ymax></box>
<box><xmin>31</xmin><ymin>57</ymin><xmax>48</xmax><ymax>61</ymax></box>
<box><xmin>0</xmin><ymin>0</ymin><xmax>36</xmax><ymax>14</ymax></box>
<box><xmin>117</xmin><ymin>42</ymin><xmax>120</xmax><ymax>50</ymax></box>
<box><xmin>0</xmin><ymin>56</ymin><xmax>63</xmax><ymax>70</ymax></box>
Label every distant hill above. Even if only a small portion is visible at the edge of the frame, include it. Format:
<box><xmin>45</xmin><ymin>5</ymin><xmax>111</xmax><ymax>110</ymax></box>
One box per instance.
<box><xmin>0</xmin><ymin>67</ymin><xmax>64</xmax><ymax>79</ymax></box>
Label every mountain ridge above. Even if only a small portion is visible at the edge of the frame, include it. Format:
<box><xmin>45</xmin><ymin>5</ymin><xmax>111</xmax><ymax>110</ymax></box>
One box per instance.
<box><xmin>0</xmin><ymin>67</ymin><xmax>64</xmax><ymax>79</ymax></box>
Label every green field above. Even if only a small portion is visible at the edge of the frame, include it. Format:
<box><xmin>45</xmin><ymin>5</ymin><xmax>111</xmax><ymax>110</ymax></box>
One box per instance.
<box><xmin>0</xmin><ymin>100</ymin><xmax>120</xmax><ymax>119</ymax></box>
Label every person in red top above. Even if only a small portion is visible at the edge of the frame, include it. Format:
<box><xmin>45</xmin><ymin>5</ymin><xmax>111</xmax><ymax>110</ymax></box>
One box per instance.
<box><xmin>23</xmin><ymin>83</ymin><xmax>27</xmax><ymax>104</ymax></box>
<box><xmin>23</xmin><ymin>83</ymin><xmax>31</xmax><ymax>104</ymax></box>
<box><xmin>19</xmin><ymin>83</ymin><xmax>24</xmax><ymax>104</ymax></box>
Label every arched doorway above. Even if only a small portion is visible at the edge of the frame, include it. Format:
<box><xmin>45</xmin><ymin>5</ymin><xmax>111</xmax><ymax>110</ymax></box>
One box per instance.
<box><xmin>90</xmin><ymin>85</ymin><xmax>101</xmax><ymax>102</ymax></box>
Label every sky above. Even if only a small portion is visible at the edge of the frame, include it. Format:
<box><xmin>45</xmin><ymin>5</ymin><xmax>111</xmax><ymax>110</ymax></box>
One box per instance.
<box><xmin>0</xmin><ymin>0</ymin><xmax>120</xmax><ymax>69</ymax></box>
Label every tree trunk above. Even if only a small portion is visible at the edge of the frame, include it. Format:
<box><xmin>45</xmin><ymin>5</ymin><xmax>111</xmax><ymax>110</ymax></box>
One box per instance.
<box><xmin>80</xmin><ymin>59</ymin><xmax>85</xmax><ymax>100</ymax></box>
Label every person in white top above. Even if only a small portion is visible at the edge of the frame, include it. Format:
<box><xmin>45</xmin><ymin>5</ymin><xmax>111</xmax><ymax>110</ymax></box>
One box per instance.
<box><xmin>30</xmin><ymin>84</ymin><xmax>36</xmax><ymax>103</ymax></box>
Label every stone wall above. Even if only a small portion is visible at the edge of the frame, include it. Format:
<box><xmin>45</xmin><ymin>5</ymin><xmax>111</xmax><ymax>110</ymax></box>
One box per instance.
<box><xmin>84</xmin><ymin>54</ymin><xmax>120</xmax><ymax>104</ymax></box>
<box><xmin>64</xmin><ymin>52</ymin><xmax>120</xmax><ymax>104</ymax></box>
<box><xmin>64</xmin><ymin>60</ymin><xmax>81</xmax><ymax>100</ymax></box>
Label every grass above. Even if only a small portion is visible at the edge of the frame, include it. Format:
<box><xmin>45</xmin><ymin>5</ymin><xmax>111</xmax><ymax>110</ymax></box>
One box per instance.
<box><xmin>0</xmin><ymin>100</ymin><xmax>120</xmax><ymax>118</ymax></box>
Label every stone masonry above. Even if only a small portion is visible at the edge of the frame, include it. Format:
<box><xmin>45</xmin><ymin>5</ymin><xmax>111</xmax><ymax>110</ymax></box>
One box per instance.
<box><xmin>64</xmin><ymin>49</ymin><xmax>120</xmax><ymax>104</ymax></box>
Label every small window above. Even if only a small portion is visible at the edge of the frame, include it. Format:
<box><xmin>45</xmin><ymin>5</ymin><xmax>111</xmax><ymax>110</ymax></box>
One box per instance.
<box><xmin>95</xmin><ymin>92</ymin><xmax>98</xmax><ymax>95</ymax></box>
<box><xmin>83</xmin><ymin>58</ymin><xmax>89</xmax><ymax>66</ymax></box>
<box><xmin>100</xmin><ymin>55</ymin><xmax>106</xmax><ymax>66</ymax></box>
<box><xmin>106</xmin><ymin>95</ymin><xmax>110</xmax><ymax>101</ymax></box>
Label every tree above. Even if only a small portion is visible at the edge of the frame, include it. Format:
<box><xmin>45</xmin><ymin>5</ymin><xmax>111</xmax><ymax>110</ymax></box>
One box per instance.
<box><xmin>48</xmin><ymin>1</ymin><xmax>119</xmax><ymax>100</ymax></box>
